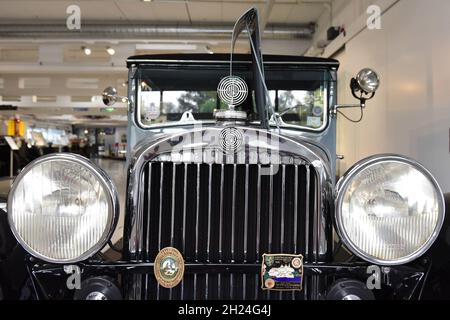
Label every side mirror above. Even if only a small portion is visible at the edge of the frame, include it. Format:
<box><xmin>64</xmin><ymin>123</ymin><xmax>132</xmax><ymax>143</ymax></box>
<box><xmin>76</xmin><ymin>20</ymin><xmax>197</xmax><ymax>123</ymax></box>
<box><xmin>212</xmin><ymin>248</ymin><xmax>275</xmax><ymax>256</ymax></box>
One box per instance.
<box><xmin>350</xmin><ymin>68</ymin><xmax>380</xmax><ymax>107</ymax></box>
<box><xmin>102</xmin><ymin>87</ymin><xmax>128</xmax><ymax>106</ymax></box>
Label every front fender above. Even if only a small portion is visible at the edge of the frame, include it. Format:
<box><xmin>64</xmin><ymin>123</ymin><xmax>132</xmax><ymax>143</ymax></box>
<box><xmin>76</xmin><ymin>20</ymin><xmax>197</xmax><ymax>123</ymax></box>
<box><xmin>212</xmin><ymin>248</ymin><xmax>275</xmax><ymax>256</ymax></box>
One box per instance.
<box><xmin>0</xmin><ymin>208</ymin><xmax>16</xmax><ymax>259</ymax></box>
<box><xmin>422</xmin><ymin>193</ymin><xmax>450</xmax><ymax>299</ymax></box>
<box><xmin>0</xmin><ymin>208</ymin><xmax>28</xmax><ymax>299</ymax></box>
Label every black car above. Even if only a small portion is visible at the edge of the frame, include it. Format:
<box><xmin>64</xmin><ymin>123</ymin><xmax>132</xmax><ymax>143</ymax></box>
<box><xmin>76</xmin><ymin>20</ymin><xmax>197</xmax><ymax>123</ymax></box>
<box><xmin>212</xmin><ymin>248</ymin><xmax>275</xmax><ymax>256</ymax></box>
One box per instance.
<box><xmin>1</xmin><ymin>8</ymin><xmax>448</xmax><ymax>300</ymax></box>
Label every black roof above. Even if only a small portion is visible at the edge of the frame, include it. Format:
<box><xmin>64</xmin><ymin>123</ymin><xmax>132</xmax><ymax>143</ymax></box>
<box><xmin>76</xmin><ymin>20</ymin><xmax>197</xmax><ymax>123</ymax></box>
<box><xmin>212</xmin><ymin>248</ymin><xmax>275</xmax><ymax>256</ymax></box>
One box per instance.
<box><xmin>126</xmin><ymin>53</ymin><xmax>339</xmax><ymax>69</ymax></box>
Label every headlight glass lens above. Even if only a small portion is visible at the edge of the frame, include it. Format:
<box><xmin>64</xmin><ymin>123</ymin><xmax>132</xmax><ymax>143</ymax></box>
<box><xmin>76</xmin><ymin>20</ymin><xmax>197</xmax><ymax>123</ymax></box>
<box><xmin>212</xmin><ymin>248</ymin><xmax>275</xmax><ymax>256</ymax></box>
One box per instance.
<box><xmin>337</xmin><ymin>157</ymin><xmax>444</xmax><ymax>264</ymax></box>
<box><xmin>8</xmin><ymin>155</ymin><xmax>117</xmax><ymax>263</ymax></box>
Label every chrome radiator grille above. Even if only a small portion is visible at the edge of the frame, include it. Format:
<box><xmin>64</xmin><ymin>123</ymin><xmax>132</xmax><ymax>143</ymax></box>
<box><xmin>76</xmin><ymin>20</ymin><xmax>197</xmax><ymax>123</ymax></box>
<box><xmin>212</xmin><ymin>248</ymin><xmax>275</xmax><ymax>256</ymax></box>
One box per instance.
<box><xmin>130</xmin><ymin>161</ymin><xmax>321</xmax><ymax>300</ymax></box>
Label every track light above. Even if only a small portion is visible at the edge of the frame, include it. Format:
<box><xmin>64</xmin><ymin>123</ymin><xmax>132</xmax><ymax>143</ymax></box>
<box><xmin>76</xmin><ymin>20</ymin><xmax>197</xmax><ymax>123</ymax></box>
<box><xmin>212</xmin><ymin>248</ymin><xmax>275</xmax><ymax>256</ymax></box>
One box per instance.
<box><xmin>106</xmin><ymin>47</ymin><xmax>115</xmax><ymax>56</ymax></box>
<box><xmin>82</xmin><ymin>46</ymin><xmax>92</xmax><ymax>55</ymax></box>
<box><xmin>205</xmin><ymin>45</ymin><xmax>214</xmax><ymax>54</ymax></box>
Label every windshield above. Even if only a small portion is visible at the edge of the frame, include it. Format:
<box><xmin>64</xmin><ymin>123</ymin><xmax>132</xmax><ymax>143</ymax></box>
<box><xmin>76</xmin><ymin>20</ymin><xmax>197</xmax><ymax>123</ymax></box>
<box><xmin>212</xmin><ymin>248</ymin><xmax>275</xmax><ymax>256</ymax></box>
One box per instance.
<box><xmin>135</xmin><ymin>63</ymin><xmax>333</xmax><ymax>131</ymax></box>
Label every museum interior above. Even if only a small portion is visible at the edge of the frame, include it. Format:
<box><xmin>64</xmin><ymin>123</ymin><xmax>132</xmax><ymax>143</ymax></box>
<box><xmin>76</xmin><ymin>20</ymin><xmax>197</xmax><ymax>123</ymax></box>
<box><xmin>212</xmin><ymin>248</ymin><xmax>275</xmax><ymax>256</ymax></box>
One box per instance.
<box><xmin>1</xmin><ymin>0</ymin><xmax>450</xmax><ymax>302</ymax></box>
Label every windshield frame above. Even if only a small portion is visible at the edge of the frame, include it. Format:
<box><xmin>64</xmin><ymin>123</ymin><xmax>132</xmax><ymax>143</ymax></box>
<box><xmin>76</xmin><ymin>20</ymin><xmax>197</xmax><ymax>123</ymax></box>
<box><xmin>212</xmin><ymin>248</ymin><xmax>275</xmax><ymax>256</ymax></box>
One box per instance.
<box><xmin>132</xmin><ymin>60</ymin><xmax>335</xmax><ymax>133</ymax></box>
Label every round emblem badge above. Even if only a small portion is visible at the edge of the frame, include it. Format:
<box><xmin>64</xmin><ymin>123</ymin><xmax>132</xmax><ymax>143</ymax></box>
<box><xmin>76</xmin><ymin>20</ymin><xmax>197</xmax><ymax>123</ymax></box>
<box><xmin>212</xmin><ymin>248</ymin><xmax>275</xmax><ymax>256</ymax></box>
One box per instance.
<box><xmin>265</xmin><ymin>278</ymin><xmax>275</xmax><ymax>289</ymax></box>
<box><xmin>291</xmin><ymin>257</ymin><xmax>302</xmax><ymax>269</ymax></box>
<box><xmin>154</xmin><ymin>247</ymin><xmax>185</xmax><ymax>288</ymax></box>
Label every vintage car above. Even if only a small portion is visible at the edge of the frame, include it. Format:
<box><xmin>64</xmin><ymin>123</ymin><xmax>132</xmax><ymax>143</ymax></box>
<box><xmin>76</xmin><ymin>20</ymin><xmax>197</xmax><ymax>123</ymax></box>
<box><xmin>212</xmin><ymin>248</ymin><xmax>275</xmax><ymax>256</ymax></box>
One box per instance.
<box><xmin>0</xmin><ymin>8</ymin><xmax>449</xmax><ymax>300</ymax></box>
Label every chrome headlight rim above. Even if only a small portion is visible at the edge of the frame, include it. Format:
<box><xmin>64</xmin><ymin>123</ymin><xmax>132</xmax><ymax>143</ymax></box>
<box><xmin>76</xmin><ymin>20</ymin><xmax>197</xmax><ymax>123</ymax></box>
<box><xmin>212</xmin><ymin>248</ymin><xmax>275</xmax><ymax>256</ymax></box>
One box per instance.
<box><xmin>335</xmin><ymin>154</ymin><xmax>445</xmax><ymax>266</ymax></box>
<box><xmin>7</xmin><ymin>153</ymin><xmax>119</xmax><ymax>264</ymax></box>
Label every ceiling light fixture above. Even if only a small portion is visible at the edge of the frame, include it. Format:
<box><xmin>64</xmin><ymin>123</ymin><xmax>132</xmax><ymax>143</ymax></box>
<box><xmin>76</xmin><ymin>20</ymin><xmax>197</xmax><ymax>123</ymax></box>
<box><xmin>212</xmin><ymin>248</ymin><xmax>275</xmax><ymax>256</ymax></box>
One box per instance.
<box><xmin>106</xmin><ymin>47</ymin><xmax>115</xmax><ymax>56</ymax></box>
<box><xmin>205</xmin><ymin>45</ymin><xmax>214</xmax><ymax>54</ymax></box>
<box><xmin>136</xmin><ymin>43</ymin><xmax>197</xmax><ymax>51</ymax></box>
<box><xmin>82</xmin><ymin>46</ymin><xmax>92</xmax><ymax>56</ymax></box>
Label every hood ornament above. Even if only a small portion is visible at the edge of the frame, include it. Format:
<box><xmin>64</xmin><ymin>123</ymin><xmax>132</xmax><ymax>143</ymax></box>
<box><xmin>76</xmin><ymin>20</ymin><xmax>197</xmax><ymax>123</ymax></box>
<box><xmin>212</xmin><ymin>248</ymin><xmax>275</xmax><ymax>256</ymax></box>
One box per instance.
<box><xmin>215</xmin><ymin>75</ymin><xmax>248</xmax><ymax>120</ymax></box>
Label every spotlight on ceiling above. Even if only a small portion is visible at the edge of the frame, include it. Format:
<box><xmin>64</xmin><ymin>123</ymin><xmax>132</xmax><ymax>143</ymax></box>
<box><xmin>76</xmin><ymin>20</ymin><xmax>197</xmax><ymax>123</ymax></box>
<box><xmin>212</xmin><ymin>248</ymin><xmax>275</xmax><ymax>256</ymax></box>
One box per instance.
<box><xmin>106</xmin><ymin>47</ymin><xmax>115</xmax><ymax>56</ymax></box>
<box><xmin>205</xmin><ymin>45</ymin><xmax>214</xmax><ymax>54</ymax></box>
<box><xmin>82</xmin><ymin>46</ymin><xmax>92</xmax><ymax>56</ymax></box>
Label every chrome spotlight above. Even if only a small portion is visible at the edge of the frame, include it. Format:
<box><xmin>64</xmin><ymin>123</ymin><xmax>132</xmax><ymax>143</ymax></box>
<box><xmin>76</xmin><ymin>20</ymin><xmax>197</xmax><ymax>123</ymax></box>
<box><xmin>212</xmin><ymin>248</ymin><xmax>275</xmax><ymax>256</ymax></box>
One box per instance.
<box><xmin>351</xmin><ymin>68</ymin><xmax>380</xmax><ymax>96</ymax></box>
<box><xmin>102</xmin><ymin>87</ymin><xmax>128</xmax><ymax>106</ymax></box>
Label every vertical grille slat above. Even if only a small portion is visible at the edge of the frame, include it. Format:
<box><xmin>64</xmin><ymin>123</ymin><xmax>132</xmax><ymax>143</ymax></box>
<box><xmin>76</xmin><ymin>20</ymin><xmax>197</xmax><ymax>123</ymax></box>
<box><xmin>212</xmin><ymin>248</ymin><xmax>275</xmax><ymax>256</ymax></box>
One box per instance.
<box><xmin>195</xmin><ymin>163</ymin><xmax>201</xmax><ymax>261</ymax></box>
<box><xmin>139</xmin><ymin>161</ymin><xmax>320</xmax><ymax>300</ymax></box>
<box><xmin>231</xmin><ymin>164</ymin><xmax>236</xmax><ymax>262</ymax></box>
<box><xmin>256</xmin><ymin>164</ymin><xmax>261</xmax><ymax>262</ymax></box>
<box><xmin>293</xmin><ymin>165</ymin><xmax>298</xmax><ymax>253</ymax></box>
<box><xmin>219</xmin><ymin>164</ymin><xmax>224</xmax><ymax>262</ymax></box>
<box><xmin>182</xmin><ymin>163</ymin><xmax>188</xmax><ymax>254</ymax></box>
<box><xmin>305</xmin><ymin>165</ymin><xmax>310</xmax><ymax>261</ymax></box>
<box><xmin>170</xmin><ymin>163</ymin><xmax>176</xmax><ymax>246</ymax></box>
<box><xmin>158</xmin><ymin>163</ymin><xmax>164</xmax><ymax>251</ymax></box>
<box><xmin>281</xmin><ymin>165</ymin><xmax>286</xmax><ymax>252</ymax></box>
<box><xmin>207</xmin><ymin>164</ymin><xmax>212</xmax><ymax>262</ymax></box>
<box><xmin>244</xmin><ymin>164</ymin><xmax>249</xmax><ymax>262</ymax></box>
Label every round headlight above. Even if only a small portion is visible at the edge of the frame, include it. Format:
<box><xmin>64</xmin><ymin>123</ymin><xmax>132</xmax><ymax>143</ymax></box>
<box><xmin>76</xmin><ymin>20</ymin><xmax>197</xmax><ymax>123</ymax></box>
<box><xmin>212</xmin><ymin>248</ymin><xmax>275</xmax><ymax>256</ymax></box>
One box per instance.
<box><xmin>336</xmin><ymin>155</ymin><xmax>445</xmax><ymax>265</ymax></box>
<box><xmin>7</xmin><ymin>153</ymin><xmax>119</xmax><ymax>263</ymax></box>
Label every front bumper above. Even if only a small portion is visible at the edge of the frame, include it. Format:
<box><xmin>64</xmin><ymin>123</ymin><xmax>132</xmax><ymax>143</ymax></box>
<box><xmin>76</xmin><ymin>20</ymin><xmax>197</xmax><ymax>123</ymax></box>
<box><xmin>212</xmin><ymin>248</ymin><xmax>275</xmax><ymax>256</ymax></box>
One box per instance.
<box><xmin>26</xmin><ymin>259</ymin><xmax>430</xmax><ymax>300</ymax></box>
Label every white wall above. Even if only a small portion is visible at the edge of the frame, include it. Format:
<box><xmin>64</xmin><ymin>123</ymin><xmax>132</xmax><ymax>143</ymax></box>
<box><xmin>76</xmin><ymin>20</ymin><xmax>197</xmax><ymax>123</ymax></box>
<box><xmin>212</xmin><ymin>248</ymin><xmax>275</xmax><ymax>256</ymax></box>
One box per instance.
<box><xmin>307</xmin><ymin>0</ymin><xmax>377</xmax><ymax>56</ymax></box>
<box><xmin>334</xmin><ymin>0</ymin><xmax>450</xmax><ymax>192</ymax></box>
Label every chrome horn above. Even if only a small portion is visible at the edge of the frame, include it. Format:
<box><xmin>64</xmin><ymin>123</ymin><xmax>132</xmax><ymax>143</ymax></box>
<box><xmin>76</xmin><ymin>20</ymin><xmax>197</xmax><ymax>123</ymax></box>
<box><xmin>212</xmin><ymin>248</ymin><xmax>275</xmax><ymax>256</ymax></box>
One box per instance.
<box><xmin>102</xmin><ymin>87</ymin><xmax>128</xmax><ymax>106</ymax></box>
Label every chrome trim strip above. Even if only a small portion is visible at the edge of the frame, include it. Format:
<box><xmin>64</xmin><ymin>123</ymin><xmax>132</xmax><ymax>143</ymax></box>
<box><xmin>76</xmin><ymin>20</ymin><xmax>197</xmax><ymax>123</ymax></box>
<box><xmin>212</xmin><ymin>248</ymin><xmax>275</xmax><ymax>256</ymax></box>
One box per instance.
<box><xmin>146</xmin><ymin>163</ymin><xmax>152</xmax><ymax>256</ymax></box>
<box><xmin>137</xmin><ymin>168</ymin><xmax>145</xmax><ymax>258</ymax></box>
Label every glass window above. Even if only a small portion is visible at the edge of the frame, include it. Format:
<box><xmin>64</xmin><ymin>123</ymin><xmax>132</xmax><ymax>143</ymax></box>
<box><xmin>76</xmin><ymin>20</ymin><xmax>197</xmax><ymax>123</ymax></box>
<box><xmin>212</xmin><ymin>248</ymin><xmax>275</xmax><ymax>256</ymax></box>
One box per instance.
<box><xmin>278</xmin><ymin>88</ymin><xmax>325</xmax><ymax>129</ymax></box>
<box><xmin>136</xmin><ymin>65</ymin><xmax>331</xmax><ymax>130</ymax></box>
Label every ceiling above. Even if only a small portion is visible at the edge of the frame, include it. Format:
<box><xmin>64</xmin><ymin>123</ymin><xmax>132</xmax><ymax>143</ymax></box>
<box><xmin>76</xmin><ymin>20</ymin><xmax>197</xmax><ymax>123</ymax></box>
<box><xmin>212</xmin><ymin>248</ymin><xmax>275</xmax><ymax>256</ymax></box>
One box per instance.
<box><xmin>0</xmin><ymin>0</ymin><xmax>326</xmax><ymax>24</ymax></box>
<box><xmin>0</xmin><ymin>0</ymin><xmax>333</xmax><ymax>126</ymax></box>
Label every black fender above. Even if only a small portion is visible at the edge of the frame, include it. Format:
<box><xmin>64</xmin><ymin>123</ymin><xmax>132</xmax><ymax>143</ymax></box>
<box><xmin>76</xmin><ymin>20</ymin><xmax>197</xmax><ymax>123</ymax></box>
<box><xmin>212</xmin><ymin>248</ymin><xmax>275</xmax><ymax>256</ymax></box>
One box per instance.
<box><xmin>0</xmin><ymin>208</ymin><xmax>16</xmax><ymax>259</ymax></box>
<box><xmin>422</xmin><ymin>193</ymin><xmax>450</xmax><ymax>299</ymax></box>
<box><xmin>0</xmin><ymin>208</ymin><xmax>28</xmax><ymax>299</ymax></box>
